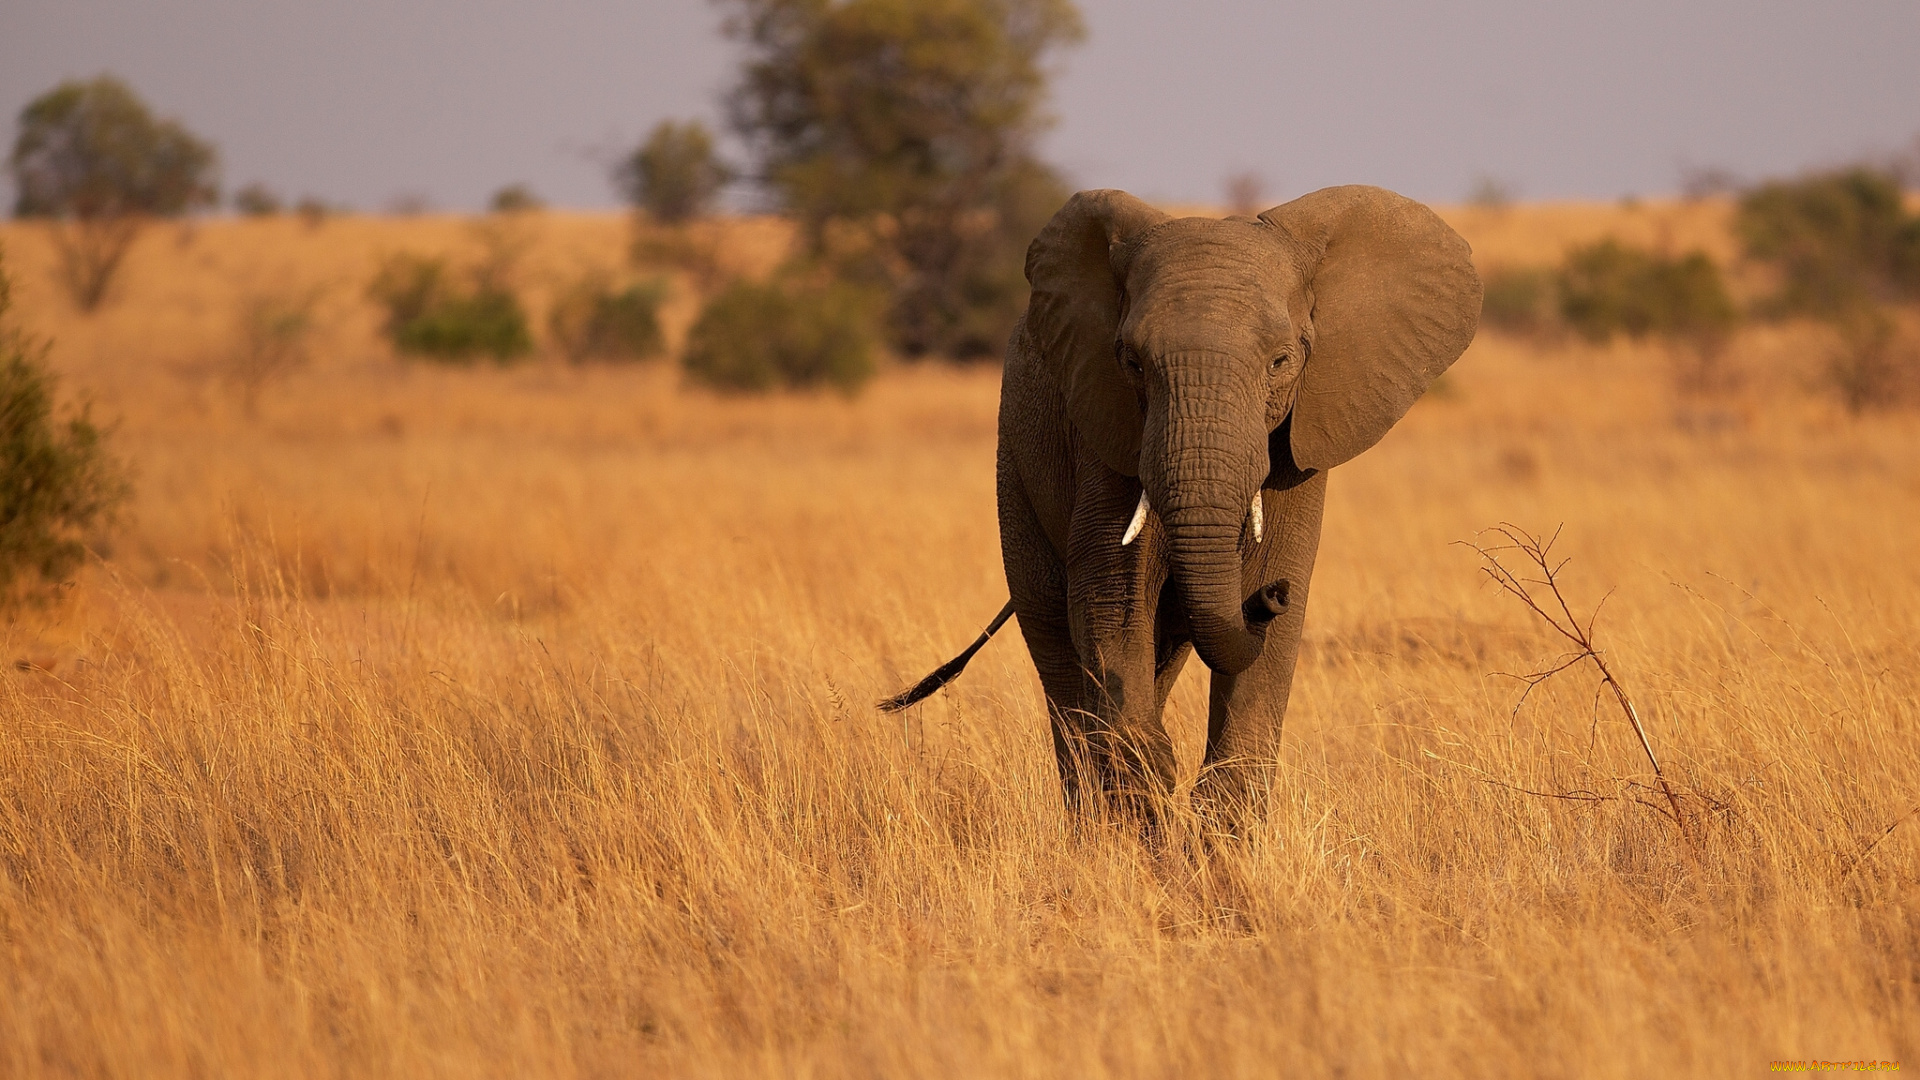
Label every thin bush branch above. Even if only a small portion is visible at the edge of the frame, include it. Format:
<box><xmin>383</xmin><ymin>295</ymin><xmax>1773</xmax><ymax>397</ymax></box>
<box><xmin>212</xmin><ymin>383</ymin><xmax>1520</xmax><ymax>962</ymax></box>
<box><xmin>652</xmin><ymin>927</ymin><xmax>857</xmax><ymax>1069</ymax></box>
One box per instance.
<box><xmin>1464</xmin><ymin>523</ymin><xmax>1690</xmax><ymax>838</ymax></box>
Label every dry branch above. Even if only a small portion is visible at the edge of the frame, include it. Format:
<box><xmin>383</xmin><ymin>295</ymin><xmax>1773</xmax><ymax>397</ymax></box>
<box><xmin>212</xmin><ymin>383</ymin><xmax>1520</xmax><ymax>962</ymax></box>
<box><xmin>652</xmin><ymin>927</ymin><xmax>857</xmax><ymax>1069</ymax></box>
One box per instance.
<box><xmin>1466</xmin><ymin>523</ymin><xmax>1690</xmax><ymax>838</ymax></box>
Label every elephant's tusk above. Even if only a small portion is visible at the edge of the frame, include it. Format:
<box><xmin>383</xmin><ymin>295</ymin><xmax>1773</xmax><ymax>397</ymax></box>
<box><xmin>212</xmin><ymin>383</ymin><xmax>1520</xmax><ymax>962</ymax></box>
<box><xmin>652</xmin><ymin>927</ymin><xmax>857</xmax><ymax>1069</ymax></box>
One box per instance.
<box><xmin>1250</xmin><ymin>492</ymin><xmax>1264</xmax><ymax>544</ymax></box>
<box><xmin>1120</xmin><ymin>491</ymin><xmax>1150</xmax><ymax>546</ymax></box>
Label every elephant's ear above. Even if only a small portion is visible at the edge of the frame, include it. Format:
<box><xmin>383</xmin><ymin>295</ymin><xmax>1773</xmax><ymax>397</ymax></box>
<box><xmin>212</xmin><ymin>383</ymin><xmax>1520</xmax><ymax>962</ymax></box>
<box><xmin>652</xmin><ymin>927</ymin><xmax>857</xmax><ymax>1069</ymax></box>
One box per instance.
<box><xmin>1261</xmin><ymin>186</ymin><xmax>1481</xmax><ymax>472</ymax></box>
<box><xmin>1025</xmin><ymin>189</ymin><xmax>1169</xmax><ymax>476</ymax></box>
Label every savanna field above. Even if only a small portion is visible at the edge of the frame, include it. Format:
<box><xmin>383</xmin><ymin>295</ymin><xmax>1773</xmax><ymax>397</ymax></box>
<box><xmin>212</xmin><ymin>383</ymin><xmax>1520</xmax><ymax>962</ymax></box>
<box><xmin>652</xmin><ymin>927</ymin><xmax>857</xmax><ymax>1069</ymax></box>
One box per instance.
<box><xmin>0</xmin><ymin>200</ymin><xmax>1915</xmax><ymax>1076</ymax></box>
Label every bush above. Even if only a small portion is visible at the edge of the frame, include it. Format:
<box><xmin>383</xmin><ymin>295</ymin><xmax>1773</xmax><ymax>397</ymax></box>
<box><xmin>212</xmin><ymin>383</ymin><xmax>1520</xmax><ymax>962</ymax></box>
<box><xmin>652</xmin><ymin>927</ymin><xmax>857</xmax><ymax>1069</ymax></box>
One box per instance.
<box><xmin>1823</xmin><ymin>306</ymin><xmax>1918</xmax><ymax>413</ymax></box>
<box><xmin>368</xmin><ymin>254</ymin><xmax>531</xmax><ymax>364</ymax></box>
<box><xmin>548</xmin><ymin>276</ymin><xmax>667</xmax><ymax>363</ymax></box>
<box><xmin>1557</xmin><ymin>240</ymin><xmax>1737</xmax><ymax>343</ymax></box>
<box><xmin>683</xmin><ymin>277</ymin><xmax>877</xmax><ymax>393</ymax></box>
<box><xmin>1478</xmin><ymin>265</ymin><xmax>1557</xmax><ymax>333</ymax></box>
<box><xmin>1736</xmin><ymin>166</ymin><xmax>1920</xmax><ymax>317</ymax></box>
<box><xmin>226</xmin><ymin>288</ymin><xmax>319</xmax><ymax>415</ymax></box>
<box><xmin>0</xmin><ymin>247</ymin><xmax>128</xmax><ymax>603</ymax></box>
<box><xmin>615</xmin><ymin>121</ymin><xmax>732</xmax><ymax>225</ymax></box>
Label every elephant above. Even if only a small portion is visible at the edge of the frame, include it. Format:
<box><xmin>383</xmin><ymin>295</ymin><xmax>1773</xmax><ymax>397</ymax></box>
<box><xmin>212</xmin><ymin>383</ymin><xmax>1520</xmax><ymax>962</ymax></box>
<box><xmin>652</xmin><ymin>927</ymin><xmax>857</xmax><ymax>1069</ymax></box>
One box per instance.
<box><xmin>884</xmin><ymin>185</ymin><xmax>1481</xmax><ymax>822</ymax></box>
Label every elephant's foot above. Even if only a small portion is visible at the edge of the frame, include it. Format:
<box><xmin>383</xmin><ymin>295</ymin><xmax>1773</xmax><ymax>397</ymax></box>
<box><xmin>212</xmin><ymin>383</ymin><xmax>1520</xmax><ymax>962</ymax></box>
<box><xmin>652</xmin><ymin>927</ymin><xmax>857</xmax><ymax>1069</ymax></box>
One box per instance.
<box><xmin>1051</xmin><ymin>709</ymin><xmax>1180</xmax><ymax>828</ymax></box>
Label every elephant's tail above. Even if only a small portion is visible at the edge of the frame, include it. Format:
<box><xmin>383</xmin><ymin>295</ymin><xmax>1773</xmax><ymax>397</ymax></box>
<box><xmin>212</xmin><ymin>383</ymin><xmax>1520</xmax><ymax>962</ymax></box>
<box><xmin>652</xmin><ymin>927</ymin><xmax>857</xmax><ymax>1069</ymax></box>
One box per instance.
<box><xmin>877</xmin><ymin>600</ymin><xmax>1016</xmax><ymax>712</ymax></box>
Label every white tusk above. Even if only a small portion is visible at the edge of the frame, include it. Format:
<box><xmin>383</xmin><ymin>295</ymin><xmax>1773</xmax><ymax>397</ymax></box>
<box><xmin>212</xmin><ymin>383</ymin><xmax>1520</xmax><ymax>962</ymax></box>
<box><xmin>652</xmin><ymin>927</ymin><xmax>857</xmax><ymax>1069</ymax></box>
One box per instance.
<box><xmin>1120</xmin><ymin>491</ymin><xmax>1150</xmax><ymax>546</ymax></box>
<box><xmin>1250</xmin><ymin>492</ymin><xmax>1264</xmax><ymax>543</ymax></box>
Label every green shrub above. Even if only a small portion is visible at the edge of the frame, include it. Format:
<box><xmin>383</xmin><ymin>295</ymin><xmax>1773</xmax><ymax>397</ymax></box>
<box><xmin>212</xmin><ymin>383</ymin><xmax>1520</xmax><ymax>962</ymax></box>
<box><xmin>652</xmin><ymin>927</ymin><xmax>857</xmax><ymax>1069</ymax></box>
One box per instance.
<box><xmin>1478</xmin><ymin>265</ymin><xmax>1557</xmax><ymax>333</ymax></box>
<box><xmin>0</xmin><ymin>247</ymin><xmax>128</xmax><ymax>603</ymax></box>
<box><xmin>1736</xmin><ymin>166</ymin><xmax>1920</xmax><ymax>317</ymax></box>
<box><xmin>1557</xmin><ymin>240</ymin><xmax>1736</xmax><ymax>343</ymax></box>
<box><xmin>683</xmin><ymin>277</ymin><xmax>877</xmax><ymax>393</ymax></box>
<box><xmin>549</xmin><ymin>276</ymin><xmax>667</xmax><ymax>363</ymax></box>
<box><xmin>368</xmin><ymin>253</ymin><xmax>531</xmax><ymax>364</ymax></box>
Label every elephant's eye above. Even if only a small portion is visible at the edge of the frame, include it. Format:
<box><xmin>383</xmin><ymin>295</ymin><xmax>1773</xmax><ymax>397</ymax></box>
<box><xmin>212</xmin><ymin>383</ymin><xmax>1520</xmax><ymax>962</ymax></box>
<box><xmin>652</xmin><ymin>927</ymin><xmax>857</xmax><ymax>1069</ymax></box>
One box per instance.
<box><xmin>1117</xmin><ymin>343</ymin><xmax>1143</xmax><ymax>377</ymax></box>
<box><xmin>1269</xmin><ymin>353</ymin><xmax>1291</xmax><ymax>374</ymax></box>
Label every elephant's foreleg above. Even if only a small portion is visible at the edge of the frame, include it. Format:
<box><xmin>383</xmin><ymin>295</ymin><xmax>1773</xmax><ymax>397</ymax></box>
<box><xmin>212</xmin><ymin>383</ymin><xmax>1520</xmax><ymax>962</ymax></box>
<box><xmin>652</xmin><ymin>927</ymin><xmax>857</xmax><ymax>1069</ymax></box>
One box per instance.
<box><xmin>1066</xmin><ymin>465</ymin><xmax>1179</xmax><ymax>811</ymax></box>
<box><xmin>998</xmin><ymin>457</ymin><xmax>1092</xmax><ymax>802</ymax></box>
<box><xmin>1197</xmin><ymin>472</ymin><xmax>1327</xmax><ymax>823</ymax></box>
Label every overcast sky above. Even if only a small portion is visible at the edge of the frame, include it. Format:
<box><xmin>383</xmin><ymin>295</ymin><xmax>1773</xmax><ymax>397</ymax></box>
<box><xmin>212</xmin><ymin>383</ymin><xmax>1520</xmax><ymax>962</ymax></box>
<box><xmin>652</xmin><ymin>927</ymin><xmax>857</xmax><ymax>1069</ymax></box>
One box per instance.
<box><xmin>4</xmin><ymin>0</ymin><xmax>1917</xmax><ymax>212</ymax></box>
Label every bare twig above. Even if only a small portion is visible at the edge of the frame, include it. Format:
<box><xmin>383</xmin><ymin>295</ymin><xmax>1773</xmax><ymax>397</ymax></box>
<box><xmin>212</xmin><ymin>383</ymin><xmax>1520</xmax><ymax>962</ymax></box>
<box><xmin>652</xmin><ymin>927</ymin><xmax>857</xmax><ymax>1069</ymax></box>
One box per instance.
<box><xmin>1464</xmin><ymin>524</ymin><xmax>1690</xmax><ymax>838</ymax></box>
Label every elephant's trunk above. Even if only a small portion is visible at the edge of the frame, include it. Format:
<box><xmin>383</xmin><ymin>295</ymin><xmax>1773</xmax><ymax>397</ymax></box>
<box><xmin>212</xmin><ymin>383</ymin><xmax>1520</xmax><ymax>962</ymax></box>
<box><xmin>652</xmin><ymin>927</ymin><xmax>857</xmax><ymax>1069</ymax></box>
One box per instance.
<box><xmin>1144</xmin><ymin>354</ymin><xmax>1271</xmax><ymax>676</ymax></box>
<box><xmin>1161</xmin><ymin>494</ymin><xmax>1265</xmax><ymax>675</ymax></box>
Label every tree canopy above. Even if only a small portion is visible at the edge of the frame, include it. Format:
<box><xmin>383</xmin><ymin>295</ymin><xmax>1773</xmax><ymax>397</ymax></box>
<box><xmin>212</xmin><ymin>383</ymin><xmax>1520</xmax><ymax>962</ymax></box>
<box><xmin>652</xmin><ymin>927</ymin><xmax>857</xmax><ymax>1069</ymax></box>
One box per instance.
<box><xmin>616</xmin><ymin>121</ymin><xmax>734</xmax><ymax>224</ymax></box>
<box><xmin>9</xmin><ymin>76</ymin><xmax>219</xmax><ymax>310</ymax></box>
<box><xmin>10</xmin><ymin>75</ymin><xmax>218</xmax><ymax>221</ymax></box>
<box><xmin>722</xmin><ymin>0</ymin><xmax>1083</xmax><ymax>358</ymax></box>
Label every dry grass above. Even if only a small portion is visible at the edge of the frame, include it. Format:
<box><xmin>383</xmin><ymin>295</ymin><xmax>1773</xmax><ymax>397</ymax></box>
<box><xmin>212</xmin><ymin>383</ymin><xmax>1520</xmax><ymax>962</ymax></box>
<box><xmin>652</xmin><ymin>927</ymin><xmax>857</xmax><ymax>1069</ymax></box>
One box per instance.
<box><xmin>0</xmin><ymin>203</ymin><xmax>1917</xmax><ymax>1077</ymax></box>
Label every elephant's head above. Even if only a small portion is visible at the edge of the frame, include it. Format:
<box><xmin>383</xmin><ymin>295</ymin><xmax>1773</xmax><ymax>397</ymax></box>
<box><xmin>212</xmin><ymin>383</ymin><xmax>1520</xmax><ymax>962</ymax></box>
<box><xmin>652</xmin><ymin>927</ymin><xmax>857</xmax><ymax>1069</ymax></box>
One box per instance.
<box><xmin>1025</xmin><ymin>186</ymin><xmax>1481</xmax><ymax>675</ymax></box>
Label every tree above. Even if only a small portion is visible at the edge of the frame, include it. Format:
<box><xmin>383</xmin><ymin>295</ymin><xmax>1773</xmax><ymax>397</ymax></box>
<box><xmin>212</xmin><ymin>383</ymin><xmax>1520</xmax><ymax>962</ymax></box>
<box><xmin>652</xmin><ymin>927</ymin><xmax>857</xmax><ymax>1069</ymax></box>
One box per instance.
<box><xmin>9</xmin><ymin>76</ymin><xmax>219</xmax><ymax>311</ymax></box>
<box><xmin>233</xmin><ymin>182</ymin><xmax>283</xmax><ymax>216</ymax></box>
<box><xmin>615</xmin><ymin>121</ymin><xmax>733</xmax><ymax>224</ymax></box>
<box><xmin>722</xmin><ymin>0</ymin><xmax>1083</xmax><ymax>359</ymax></box>
<box><xmin>489</xmin><ymin>183</ymin><xmax>543</xmax><ymax>214</ymax></box>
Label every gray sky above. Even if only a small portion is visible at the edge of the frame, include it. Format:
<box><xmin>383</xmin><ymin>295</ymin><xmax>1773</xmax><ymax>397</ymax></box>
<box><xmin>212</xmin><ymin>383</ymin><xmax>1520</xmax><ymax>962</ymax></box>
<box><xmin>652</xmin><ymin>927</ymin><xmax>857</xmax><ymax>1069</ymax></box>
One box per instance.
<box><xmin>4</xmin><ymin>0</ymin><xmax>1917</xmax><ymax>212</ymax></box>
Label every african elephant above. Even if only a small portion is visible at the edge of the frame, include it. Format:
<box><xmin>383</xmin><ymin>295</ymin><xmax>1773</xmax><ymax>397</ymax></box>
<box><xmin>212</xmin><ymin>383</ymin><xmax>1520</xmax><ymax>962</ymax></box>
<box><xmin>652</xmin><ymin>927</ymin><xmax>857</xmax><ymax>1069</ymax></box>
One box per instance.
<box><xmin>886</xmin><ymin>185</ymin><xmax>1480</xmax><ymax>821</ymax></box>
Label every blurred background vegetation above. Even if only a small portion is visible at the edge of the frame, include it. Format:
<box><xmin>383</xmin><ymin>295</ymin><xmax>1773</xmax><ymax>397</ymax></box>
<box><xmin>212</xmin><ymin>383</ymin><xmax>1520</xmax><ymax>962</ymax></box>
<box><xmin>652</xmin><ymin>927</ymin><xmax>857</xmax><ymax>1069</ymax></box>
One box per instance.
<box><xmin>1478</xmin><ymin>165</ymin><xmax>1920</xmax><ymax>411</ymax></box>
<box><xmin>5</xmin><ymin>0</ymin><xmax>1920</xmax><ymax>586</ymax></box>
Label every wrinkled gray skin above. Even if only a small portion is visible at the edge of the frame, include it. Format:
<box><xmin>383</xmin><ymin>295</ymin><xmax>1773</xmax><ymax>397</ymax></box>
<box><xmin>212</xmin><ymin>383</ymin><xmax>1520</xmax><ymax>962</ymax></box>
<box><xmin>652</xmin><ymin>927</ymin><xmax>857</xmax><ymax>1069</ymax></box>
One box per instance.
<box><xmin>999</xmin><ymin>185</ymin><xmax>1481</xmax><ymax>820</ymax></box>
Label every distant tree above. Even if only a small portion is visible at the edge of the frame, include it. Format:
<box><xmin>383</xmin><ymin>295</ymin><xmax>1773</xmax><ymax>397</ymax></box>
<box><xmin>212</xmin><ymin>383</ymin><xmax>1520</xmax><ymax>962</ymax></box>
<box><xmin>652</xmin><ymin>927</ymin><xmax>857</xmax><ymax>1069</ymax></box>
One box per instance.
<box><xmin>489</xmin><ymin>183</ymin><xmax>543</xmax><ymax>214</ymax></box>
<box><xmin>722</xmin><ymin>0</ymin><xmax>1084</xmax><ymax>359</ymax></box>
<box><xmin>293</xmin><ymin>196</ymin><xmax>334</xmax><ymax>229</ymax></box>
<box><xmin>1467</xmin><ymin>174</ymin><xmax>1516</xmax><ymax>211</ymax></box>
<box><xmin>8</xmin><ymin>76</ymin><xmax>219</xmax><ymax>311</ymax></box>
<box><xmin>1678</xmin><ymin>163</ymin><xmax>1740</xmax><ymax>202</ymax></box>
<box><xmin>615</xmin><ymin>121</ymin><xmax>733</xmax><ymax>224</ymax></box>
<box><xmin>233</xmin><ymin>182</ymin><xmax>283</xmax><ymax>217</ymax></box>
<box><xmin>1223</xmin><ymin>171</ymin><xmax>1266</xmax><ymax>217</ymax></box>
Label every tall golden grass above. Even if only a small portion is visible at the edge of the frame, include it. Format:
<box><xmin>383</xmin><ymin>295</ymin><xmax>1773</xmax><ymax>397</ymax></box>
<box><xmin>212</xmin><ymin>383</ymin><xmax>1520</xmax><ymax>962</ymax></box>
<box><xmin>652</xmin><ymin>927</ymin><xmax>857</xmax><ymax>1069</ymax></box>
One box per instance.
<box><xmin>0</xmin><ymin>203</ymin><xmax>1915</xmax><ymax>1077</ymax></box>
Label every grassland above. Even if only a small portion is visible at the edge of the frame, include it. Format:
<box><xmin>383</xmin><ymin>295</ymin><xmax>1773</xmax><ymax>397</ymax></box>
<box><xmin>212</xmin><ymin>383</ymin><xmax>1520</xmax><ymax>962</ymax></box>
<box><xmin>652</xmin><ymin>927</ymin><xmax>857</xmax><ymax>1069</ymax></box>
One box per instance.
<box><xmin>0</xmin><ymin>201</ymin><xmax>1915</xmax><ymax>1077</ymax></box>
